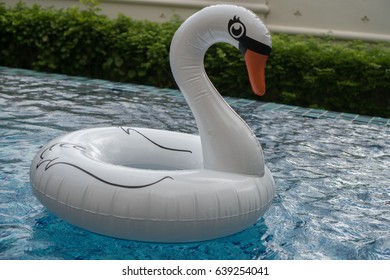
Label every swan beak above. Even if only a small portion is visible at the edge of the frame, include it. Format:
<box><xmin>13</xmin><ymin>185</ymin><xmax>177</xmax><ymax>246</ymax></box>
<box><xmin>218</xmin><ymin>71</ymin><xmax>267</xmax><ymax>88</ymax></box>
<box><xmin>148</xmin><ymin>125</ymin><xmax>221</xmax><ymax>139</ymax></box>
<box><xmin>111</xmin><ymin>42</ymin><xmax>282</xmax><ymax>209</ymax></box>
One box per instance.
<box><xmin>244</xmin><ymin>49</ymin><xmax>269</xmax><ymax>96</ymax></box>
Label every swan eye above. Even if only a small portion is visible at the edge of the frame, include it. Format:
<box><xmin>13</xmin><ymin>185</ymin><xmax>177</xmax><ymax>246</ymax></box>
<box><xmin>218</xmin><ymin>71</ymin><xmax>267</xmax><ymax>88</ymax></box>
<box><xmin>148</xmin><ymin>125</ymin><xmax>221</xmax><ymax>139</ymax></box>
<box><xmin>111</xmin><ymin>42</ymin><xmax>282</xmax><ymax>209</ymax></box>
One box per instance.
<box><xmin>228</xmin><ymin>16</ymin><xmax>246</xmax><ymax>40</ymax></box>
<box><xmin>230</xmin><ymin>23</ymin><xmax>245</xmax><ymax>38</ymax></box>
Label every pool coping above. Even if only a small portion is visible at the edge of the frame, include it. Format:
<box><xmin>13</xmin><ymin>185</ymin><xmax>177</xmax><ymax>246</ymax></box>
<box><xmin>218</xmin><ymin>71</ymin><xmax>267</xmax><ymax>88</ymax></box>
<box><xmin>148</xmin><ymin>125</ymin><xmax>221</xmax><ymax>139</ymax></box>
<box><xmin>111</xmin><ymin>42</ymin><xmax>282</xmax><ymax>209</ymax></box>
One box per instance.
<box><xmin>1</xmin><ymin>66</ymin><xmax>389</xmax><ymax>127</ymax></box>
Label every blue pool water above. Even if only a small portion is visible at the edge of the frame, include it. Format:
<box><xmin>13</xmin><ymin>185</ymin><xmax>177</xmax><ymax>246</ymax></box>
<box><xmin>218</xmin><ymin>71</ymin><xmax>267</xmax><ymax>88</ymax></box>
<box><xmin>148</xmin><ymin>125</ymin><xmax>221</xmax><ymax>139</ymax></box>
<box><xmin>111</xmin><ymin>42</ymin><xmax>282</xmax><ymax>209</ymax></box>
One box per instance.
<box><xmin>1</xmin><ymin>69</ymin><xmax>389</xmax><ymax>260</ymax></box>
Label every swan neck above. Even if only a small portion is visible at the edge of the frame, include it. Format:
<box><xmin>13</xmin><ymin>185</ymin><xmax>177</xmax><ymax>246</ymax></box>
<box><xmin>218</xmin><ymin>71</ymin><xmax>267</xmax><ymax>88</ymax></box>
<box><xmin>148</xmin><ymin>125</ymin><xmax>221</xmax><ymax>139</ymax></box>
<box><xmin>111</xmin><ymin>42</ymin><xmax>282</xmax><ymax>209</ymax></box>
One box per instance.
<box><xmin>169</xmin><ymin>6</ymin><xmax>265</xmax><ymax>176</ymax></box>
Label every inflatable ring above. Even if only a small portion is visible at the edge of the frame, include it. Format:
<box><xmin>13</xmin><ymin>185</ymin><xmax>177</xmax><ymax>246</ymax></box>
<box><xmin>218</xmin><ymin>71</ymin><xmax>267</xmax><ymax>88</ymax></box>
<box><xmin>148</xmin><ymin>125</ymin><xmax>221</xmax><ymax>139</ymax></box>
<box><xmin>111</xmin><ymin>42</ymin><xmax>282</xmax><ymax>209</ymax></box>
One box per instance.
<box><xmin>30</xmin><ymin>4</ymin><xmax>276</xmax><ymax>242</ymax></box>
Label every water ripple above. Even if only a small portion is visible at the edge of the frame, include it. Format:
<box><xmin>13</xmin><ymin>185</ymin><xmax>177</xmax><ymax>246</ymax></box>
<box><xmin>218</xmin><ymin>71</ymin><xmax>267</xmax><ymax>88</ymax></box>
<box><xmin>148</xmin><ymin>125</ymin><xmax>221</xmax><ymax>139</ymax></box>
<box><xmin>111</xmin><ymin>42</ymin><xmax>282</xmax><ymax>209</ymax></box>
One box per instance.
<box><xmin>1</xmin><ymin>72</ymin><xmax>389</xmax><ymax>259</ymax></box>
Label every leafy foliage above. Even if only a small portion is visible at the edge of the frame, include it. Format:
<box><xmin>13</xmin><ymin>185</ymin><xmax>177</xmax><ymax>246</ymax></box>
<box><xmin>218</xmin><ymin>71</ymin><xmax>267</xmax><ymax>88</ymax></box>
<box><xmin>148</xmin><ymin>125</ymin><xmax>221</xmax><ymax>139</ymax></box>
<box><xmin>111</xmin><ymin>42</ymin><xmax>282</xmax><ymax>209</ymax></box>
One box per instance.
<box><xmin>1</xmin><ymin>2</ymin><xmax>389</xmax><ymax>117</ymax></box>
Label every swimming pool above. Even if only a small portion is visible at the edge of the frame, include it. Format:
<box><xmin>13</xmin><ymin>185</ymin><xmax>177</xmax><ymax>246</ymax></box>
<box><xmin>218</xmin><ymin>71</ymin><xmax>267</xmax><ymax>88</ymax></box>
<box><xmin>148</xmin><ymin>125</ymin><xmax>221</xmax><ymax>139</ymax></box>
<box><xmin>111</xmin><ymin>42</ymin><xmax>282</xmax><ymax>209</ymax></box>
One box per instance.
<box><xmin>1</xmin><ymin>67</ymin><xmax>389</xmax><ymax>260</ymax></box>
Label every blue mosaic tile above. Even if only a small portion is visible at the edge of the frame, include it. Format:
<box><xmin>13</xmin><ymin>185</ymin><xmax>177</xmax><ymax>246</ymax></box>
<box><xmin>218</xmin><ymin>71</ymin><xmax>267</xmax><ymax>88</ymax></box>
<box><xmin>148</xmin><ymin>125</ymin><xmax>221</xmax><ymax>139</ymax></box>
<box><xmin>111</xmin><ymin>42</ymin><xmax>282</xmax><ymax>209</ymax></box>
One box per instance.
<box><xmin>302</xmin><ymin>110</ymin><xmax>326</xmax><ymax>119</ymax></box>
<box><xmin>233</xmin><ymin>99</ymin><xmax>256</xmax><ymax>106</ymax></box>
<box><xmin>370</xmin><ymin>117</ymin><xmax>389</xmax><ymax>126</ymax></box>
<box><xmin>338</xmin><ymin>112</ymin><xmax>358</xmax><ymax>120</ymax></box>
<box><xmin>292</xmin><ymin>107</ymin><xmax>311</xmax><ymax>114</ymax></box>
<box><xmin>352</xmin><ymin>115</ymin><xmax>375</xmax><ymax>125</ymax></box>
<box><xmin>323</xmin><ymin>111</ymin><xmax>342</xmax><ymax>118</ymax></box>
<box><xmin>277</xmin><ymin>105</ymin><xmax>298</xmax><ymax>112</ymax></box>
<box><xmin>259</xmin><ymin>103</ymin><xmax>283</xmax><ymax>110</ymax></box>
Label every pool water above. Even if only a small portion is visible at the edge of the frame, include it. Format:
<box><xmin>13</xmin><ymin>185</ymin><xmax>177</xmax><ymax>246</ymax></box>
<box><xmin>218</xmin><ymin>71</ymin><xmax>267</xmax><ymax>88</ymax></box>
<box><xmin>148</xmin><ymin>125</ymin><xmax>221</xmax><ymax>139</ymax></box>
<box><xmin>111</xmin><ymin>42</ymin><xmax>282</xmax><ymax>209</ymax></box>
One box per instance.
<box><xmin>1</xmin><ymin>69</ymin><xmax>389</xmax><ymax>260</ymax></box>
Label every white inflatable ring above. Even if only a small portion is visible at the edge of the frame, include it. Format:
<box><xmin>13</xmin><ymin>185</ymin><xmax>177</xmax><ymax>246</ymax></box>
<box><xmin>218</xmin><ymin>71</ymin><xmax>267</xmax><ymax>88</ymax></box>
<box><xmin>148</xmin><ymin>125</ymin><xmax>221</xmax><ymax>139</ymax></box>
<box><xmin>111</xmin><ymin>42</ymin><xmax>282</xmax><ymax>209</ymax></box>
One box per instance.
<box><xmin>30</xmin><ymin>4</ymin><xmax>276</xmax><ymax>242</ymax></box>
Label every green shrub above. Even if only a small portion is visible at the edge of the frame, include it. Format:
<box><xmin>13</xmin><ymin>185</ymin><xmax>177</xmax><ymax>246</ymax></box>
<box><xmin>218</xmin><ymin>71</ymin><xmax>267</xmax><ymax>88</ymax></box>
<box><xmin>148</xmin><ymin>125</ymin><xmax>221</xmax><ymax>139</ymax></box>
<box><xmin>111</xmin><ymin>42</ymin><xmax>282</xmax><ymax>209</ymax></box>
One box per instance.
<box><xmin>1</xmin><ymin>2</ymin><xmax>389</xmax><ymax>117</ymax></box>
<box><xmin>265</xmin><ymin>35</ymin><xmax>390</xmax><ymax>117</ymax></box>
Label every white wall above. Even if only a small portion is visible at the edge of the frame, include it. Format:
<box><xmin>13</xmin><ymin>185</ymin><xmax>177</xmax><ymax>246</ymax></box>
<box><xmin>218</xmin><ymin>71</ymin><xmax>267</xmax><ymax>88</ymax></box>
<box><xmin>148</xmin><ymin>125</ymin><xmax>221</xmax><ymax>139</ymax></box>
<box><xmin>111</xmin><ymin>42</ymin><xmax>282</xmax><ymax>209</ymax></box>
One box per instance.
<box><xmin>2</xmin><ymin>0</ymin><xmax>389</xmax><ymax>41</ymax></box>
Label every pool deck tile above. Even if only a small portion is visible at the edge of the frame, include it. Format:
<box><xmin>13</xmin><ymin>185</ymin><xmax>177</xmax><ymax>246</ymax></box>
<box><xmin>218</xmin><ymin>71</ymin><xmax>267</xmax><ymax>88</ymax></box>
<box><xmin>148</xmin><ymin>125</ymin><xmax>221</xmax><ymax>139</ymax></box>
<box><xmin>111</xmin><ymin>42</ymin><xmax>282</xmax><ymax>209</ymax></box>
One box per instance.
<box><xmin>1</xmin><ymin>66</ymin><xmax>388</xmax><ymax>127</ymax></box>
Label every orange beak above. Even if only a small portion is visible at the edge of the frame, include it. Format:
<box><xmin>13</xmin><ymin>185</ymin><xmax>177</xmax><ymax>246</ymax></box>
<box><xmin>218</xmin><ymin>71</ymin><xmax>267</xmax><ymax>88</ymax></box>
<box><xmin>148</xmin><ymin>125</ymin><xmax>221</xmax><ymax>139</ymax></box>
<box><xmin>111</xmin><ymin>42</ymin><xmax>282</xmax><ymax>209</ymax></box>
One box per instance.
<box><xmin>244</xmin><ymin>49</ymin><xmax>269</xmax><ymax>96</ymax></box>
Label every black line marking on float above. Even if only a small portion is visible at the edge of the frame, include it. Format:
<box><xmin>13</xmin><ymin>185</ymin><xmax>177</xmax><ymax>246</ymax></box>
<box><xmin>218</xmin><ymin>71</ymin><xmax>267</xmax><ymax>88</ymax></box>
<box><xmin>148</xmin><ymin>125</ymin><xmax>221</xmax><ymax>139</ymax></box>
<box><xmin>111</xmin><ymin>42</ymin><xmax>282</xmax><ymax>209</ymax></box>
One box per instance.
<box><xmin>36</xmin><ymin>142</ymin><xmax>173</xmax><ymax>188</ymax></box>
<box><xmin>120</xmin><ymin>127</ymin><xmax>192</xmax><ymax>153</ymax></box>
<box><xmin>37</xmin><ymin>142</ymin><xmax>86</xmax><ymax>170</ymax></box>
<box><xmin>45</xmin><ymin>161</ymin><xmax>173</xmax><ymax>188</ymax></box>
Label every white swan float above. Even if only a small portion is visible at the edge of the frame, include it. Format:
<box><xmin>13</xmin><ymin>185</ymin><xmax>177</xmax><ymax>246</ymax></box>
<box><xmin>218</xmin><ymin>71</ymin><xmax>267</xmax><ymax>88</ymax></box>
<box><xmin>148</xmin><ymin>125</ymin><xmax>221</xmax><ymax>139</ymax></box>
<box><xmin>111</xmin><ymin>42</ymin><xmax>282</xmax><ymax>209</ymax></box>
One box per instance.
<box><xmin>30</xmin><ymin>4</ymin><xmax>275</xmax><ymax>242</ymax></box>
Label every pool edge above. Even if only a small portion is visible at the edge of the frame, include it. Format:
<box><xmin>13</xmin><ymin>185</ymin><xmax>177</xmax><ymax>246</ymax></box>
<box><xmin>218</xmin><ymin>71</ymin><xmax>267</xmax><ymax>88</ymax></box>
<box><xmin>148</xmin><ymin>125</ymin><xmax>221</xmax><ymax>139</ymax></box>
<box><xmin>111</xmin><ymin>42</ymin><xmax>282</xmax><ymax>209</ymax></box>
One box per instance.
<box><xmin>1</xmin><ymin>66</ymin><xmax>389</xmax><ymax>127</ymax></box>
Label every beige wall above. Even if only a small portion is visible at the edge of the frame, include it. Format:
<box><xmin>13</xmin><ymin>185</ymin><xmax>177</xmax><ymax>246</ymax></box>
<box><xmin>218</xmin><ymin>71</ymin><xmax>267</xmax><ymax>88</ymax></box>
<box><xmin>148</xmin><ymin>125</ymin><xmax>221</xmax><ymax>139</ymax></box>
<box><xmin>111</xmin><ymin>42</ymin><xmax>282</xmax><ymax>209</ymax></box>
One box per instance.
<box><xmin>2</xmin><ymin>0</ymin><xmax>389</xmax><ymax>41</ymax></box>
<box><xmin>266</xmin><ymin>0</ymin><xmax>390</xmax><ymax>41</ymax></box>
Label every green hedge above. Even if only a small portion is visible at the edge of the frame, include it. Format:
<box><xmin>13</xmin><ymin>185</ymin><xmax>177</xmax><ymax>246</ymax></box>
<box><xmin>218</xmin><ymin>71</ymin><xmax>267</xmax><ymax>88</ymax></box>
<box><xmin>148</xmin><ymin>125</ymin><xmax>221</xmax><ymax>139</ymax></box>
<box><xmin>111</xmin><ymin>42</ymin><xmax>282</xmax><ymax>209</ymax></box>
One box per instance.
<box><xmin>1</xmin><ymin>2</ymin><xmax>389</xmax><ymax>117</ymax></box>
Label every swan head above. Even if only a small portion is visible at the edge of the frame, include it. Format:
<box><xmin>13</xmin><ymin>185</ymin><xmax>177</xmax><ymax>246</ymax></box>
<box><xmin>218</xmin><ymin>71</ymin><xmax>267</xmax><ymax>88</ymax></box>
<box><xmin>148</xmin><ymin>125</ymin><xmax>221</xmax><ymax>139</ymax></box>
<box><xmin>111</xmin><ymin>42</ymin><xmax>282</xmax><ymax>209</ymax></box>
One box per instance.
<box><xmin>170</xmin><ymin>5</ymin><xmax>272</xmax><ymax>97</ymax></box>
<box><xmin>228</xmin><ymin>13</ymin><xmax>272</xmax><ymax>96</ymax></box>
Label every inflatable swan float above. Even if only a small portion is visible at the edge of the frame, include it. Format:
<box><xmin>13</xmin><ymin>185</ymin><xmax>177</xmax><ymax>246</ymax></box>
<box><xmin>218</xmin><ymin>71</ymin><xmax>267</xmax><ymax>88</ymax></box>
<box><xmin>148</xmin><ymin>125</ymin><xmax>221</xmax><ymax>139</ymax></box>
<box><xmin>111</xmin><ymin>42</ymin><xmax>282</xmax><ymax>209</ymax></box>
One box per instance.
<box><xmin>30</xmin><ymin>4</ymin><xmax>275</xmax><ymax>242</ymax></box>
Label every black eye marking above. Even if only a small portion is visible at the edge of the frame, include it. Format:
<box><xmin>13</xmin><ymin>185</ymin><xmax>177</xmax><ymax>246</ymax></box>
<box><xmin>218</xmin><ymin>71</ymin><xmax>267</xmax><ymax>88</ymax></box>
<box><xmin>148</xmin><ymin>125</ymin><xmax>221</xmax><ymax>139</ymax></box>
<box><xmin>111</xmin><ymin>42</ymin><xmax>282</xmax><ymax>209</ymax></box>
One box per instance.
<box><xmin>228</xmin><ymin>16</ymin><xmax>246</xmax><ymax>39</ymax></box>
<box><xmin>228</xmin><ymin>15</ymin><xmax>272</xmax><ymax>56</ymax></box>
